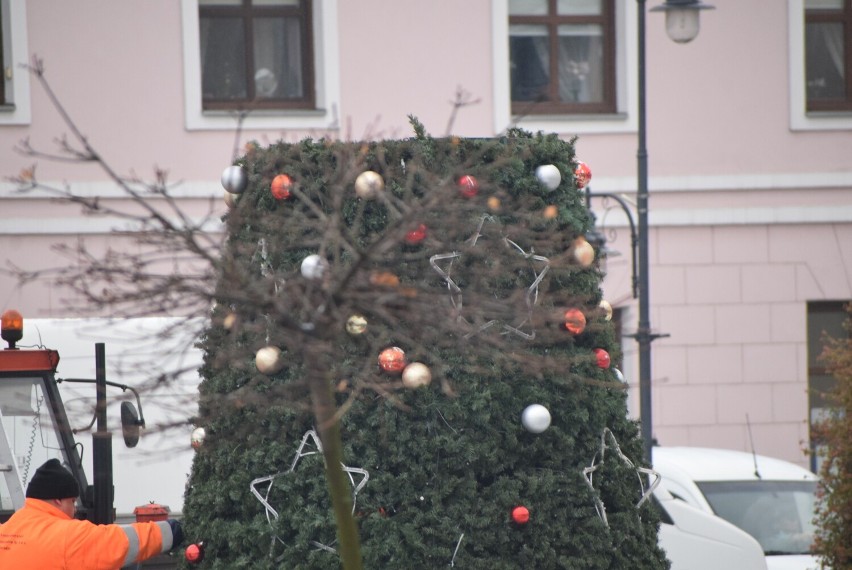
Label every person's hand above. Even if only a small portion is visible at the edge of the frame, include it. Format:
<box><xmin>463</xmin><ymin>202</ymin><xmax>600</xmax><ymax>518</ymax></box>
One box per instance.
<box><xmin>166</xmin><ymin>518</ymin><xmax>184</xmax><ymax>550</ymax></box>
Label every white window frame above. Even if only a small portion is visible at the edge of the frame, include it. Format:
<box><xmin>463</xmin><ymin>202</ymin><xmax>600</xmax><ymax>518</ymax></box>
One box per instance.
<box><xmin>0</xmin><ymin>0</ymin><xmax>31</xmax><ymax>125</ymax></box>
<box><xmin>491</xmin><ymin>0</ymin><xmax>636</xmax><ymax>135</ymax></box>
<box><xmin>788</xmin><ymin>0</ymin><xmax>852</xmax><ymax>131</ymax></box>
<box><xmin>180</xmin><ymin>0</ymin><xmax>340</xmax><ymax>131</ymax></box>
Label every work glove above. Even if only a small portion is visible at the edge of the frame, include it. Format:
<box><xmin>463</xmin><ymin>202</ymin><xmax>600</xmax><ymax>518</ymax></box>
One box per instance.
<box><xmin>167</xmin><ymin>518</ymin><xmax>184</xmax><ymax>550</ymax></box>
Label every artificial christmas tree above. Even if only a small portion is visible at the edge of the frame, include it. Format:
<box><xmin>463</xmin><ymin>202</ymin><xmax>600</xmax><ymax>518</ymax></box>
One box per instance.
<box><xmin>181</xmin><ymin>123</ymin><xmax>668</xmax><ymax>569</ymax></box>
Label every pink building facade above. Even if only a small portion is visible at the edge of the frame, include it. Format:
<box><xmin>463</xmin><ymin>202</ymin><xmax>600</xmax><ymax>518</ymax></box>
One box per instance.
<box><xmin>2</xmin><ymin>0</ymin><xmax>851</xmax><ymax>470</ymax></box>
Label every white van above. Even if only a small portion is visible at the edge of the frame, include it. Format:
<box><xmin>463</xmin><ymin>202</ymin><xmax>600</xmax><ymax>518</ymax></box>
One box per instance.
<box><xmin>655</xmin><ymin>484</ymin><xmax>768</xmax><ymax>569</ymax></box>
<box><xmin>652</xmin><ymin>446</ymin><xmax>819</xmax><ymax>570</ymax></box>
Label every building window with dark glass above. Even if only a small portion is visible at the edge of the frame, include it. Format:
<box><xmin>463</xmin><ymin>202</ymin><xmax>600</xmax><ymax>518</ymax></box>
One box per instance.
<box><xmin>199</xmin><ymin>0</ymin><xmax>314</xmax><ymax>111</ymax></box>
<box><xmin>509</xmin><ymin>0</ymin><xmax>615</xmax><ymax>115</ymax></box>
<box><xmin>805</xmin><ymin>0</ymin><xmax>852</xmax><ymax>112</ymax></box>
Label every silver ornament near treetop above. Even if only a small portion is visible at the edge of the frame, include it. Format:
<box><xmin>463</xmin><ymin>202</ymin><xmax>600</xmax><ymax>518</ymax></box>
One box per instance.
<box><xmin>221</xmin><ymin>165</ymin><xmax>248</xmax><ymax>194</ymax></box>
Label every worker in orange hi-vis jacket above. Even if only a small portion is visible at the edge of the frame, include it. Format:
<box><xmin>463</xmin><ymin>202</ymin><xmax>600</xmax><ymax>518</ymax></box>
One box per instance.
<box><xmin>0</xmin><ymin>458</ymin><xmax>183</xmax><ymax>569</ymax></box>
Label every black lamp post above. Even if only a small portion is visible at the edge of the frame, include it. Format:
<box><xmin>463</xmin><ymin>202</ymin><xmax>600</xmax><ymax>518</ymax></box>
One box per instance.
<box><xmin>588</xmin><ymin>0</ymin><xmax>713</xmax><ymax>463</ymax></box>
<box><xmin>637</xmin><ymin>0</ymin><xmax>713</xmax><ymax>462</ymax></box>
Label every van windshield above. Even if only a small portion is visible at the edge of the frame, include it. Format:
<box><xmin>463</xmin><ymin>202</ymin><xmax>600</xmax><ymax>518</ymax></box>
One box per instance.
<box><xmin>696</xmin><ymin>480</ymin><xmax>817</xmax><ymax>556</ymax></box>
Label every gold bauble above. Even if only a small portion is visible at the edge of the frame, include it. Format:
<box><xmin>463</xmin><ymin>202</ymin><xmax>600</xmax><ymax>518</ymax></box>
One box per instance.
<box><xmin>346</xmin><ymin>314</ymin><xmax>368</xmax><ymax>335</ymax></box>
<box><xmin>572</xmin><ymin>238</ymin><xmax>595</xmax><ymax>267</ymax></box>
<box><xmin>599</xmin><ymin>299</ymin><xmax>613</xmax><ymax>321</ymax></box>
<box><xmin>354</xmin><ymin>170</ymin><xmax>384</xmax><ymax>199</ymax></box>
<box><xmin>255</xmin><ymin>346</ymin><xmax>285</xmax><ymax>375</ymax></box>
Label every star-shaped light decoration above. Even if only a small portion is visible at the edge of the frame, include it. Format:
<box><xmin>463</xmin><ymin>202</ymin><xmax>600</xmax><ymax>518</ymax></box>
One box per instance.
<box><xmin>249</xmin><ymin>429</ymin><xmax>369</xmax><ymax>555</ymax></box>
<box><xmin>429</xmin><ymin>215</ymin><xmax>550</xmax><ymax>340</ymax></box>
<box><xmin>581</xmin><ymin>428</ymin><xmax>661</xmax><ymax>528</ymax></box>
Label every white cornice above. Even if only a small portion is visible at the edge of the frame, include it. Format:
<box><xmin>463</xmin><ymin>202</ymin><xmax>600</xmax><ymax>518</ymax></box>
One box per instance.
<box><xmin>3</xmin><ymin>170</ymin><xmax>851</xmax><ymax>201</ymax></box>
<box><xmin>586</xmin><ymin>171</ymin><xmax>852</xmax><ymax>193</ymax></box>
<box><xmin>1</xmin><ymin>205</ymin><xmax>850</xmax><ymax>236</ymax></box>
<box><xmin>0</xmin><ymin>217</ymin><xmax>224</xmax><ymax>235</ymax></box>
<box><xmin>0</xmin><ymin>181</ymin><xmax>226</xmax><ymax>200</ymax></box>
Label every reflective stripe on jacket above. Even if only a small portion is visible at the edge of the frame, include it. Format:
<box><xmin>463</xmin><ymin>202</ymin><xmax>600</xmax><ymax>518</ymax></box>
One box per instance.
<box><xmin>0</xmin><ymin>498</ymin><xmax>174</xmax><ymax>570</ymax></box>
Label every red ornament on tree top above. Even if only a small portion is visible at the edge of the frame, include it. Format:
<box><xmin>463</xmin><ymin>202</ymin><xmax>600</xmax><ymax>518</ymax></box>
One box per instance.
<box><xmin>458</xmin><ymin>175</ymin><xmax>479</xmax><ymax>198</ymax></box>
<box><xmin>594</xmin><ymin>348</ymin><xmax>611</xmax><ymax>369</ymax></box>
<box><xmin>574</xmin><ymin>161</ymin><xmax>592</xmax><ymax>190</ymax></box>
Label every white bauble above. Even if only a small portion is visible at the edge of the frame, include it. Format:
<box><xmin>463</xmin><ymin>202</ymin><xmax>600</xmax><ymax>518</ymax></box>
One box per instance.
<box><xmin>401</xmin><ymin>362</ymin><xmax>432</xmax><ymax>389</ymax></box>
<box><xmin>613</xmin><ymin>368</ymin><xmax>625</xmax><ymax>382</ymax></box>
<box><xmin>535</xmin><ymin>164</ymin><xmax>562</xmax><ymax>191</ymax></box>
<box><xmin>255</xmin><ymin>346</ymin><xmax>285</xmax><ymax>374</ymax></box>
<box><xmin>521</xmin><ymin>404</ymin><xmax>552</xmax><ymax>433</ymax></box>
<box><xmin>221</xmin><ymin>165</ymin><xmax>248</xmax><ymax>194</ymax></box>
<box><xmin>190</xmin><ymin>427</ymin><xmax>206</xmax><ymax>449</ymax></box>
<box><xmin>300</xmin><ymin>254</ymin><xmax>328</xmax><ymax>280</ymax></box>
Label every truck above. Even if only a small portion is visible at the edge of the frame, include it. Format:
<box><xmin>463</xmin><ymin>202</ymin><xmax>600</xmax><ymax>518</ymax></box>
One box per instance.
<box><xmin>0</xmin><ymin>309</ymin><xmax>181</xmax><ymax>568</ymax></box>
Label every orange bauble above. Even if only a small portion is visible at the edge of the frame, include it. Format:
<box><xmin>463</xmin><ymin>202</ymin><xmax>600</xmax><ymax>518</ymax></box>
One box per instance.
<box><xmin>563</xmin><ymin>308</ymin><xmax>587</xmax><ymax>335</ymax></box>
<box><xmin>271</xmin><ymin>174</ymin><xmax>293</xmax><ymax>200</ymax></box>
<box><xmin>378</xmin><ymin>347</ymin><xmax>407</xmax><ymax>375</ymax></box>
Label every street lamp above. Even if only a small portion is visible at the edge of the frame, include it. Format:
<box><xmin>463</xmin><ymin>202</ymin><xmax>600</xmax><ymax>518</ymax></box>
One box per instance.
<box><xmin>636</xmin><ymin>0</ymin><xmax>712</xmax><ymax>462</ymax></box>
<box><xmin>650</xmin><ymin>0</ymin><xmax>715</xmax><ymax>44</ymax></box>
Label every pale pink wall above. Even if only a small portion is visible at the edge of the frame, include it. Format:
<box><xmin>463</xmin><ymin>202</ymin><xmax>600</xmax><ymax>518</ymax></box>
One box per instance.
<box><xmin>576</xmin><ymin>0</ymin><xmax>852</xmax><ymax>179</ymax></box>
<box><xmin>616</xmin><ymin>222</ymin><xmax>852</xmax><ymax>467</ymax></box>
<box><xmin>336</xmin><ymin>0</ymin><xmax>495</xmax><ymax>139</ymax></box>
<box><xmin>2</xmin><ymin>0</ymin><xmax>851</xmax><ymax>470</ymax></box>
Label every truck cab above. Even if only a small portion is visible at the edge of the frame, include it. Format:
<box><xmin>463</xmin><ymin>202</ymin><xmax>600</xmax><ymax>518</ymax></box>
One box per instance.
<box><xmin>0</xmin><ymin>310</ymin><xmax>141</xmax><ymax>524</ymax></box>
<box><xmin>0</xmin><ymin>319</ymin><xmax>89</xmax><ymax>521</ymax></box>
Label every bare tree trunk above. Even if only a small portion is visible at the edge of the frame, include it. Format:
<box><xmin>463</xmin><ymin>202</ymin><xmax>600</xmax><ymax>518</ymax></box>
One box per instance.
<box><xmin>309</xmin><ymin>370</ymin><xmax>363</xmax><ymax>570</ymax></box>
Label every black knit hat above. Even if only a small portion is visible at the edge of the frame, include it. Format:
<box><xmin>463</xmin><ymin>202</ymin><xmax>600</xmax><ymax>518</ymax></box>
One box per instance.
<box><xmin>26</xmin><ymin>458</ymin><xmax>80</xmax><ymax>500</ymax></box>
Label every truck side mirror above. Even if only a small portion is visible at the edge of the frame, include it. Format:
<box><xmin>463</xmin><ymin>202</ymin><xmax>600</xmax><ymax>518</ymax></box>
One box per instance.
<box><xmin>121</xmin><ymin>401</ymin><xmax>142</xmax><ymax>448</ymax></box>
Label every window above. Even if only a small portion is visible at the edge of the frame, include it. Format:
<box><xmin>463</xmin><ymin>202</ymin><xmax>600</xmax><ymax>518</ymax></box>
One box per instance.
<box><xmin>181</xmin><ymin>0</ymin><xmax>339</xmax><ymax>131</ymax></box>
<box><xmin>807</xmin><ymin>300</ymin><xmax>850</xmax><ymax>472</ymax></box>
<box><xmin>509</xmin><ymin>0</ymin><xmax>615</xmax><ymax>115</ymax></box>
<box><xmin>805</xmin><ymin>0</ymin><xmax>852</xmax><ymax>112</ymax></box>
<box><xmin>0</xmin><ymin>0</ymin><xmax>32</xmax><ymax>125</ymax></box>
<box><xmin>199</xmin><ymin>0</ymin><xmax>314</xmax><ymax>111</ymax></box>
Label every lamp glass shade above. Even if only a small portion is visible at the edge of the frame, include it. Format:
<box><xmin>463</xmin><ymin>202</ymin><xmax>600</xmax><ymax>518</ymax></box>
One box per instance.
<box><xmin>664</xmin><ymin>8</ymin><xmax>700</xmax><ymax>43</ymax></box>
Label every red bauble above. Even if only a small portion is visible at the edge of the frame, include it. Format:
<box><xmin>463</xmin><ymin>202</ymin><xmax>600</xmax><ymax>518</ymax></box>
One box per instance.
<box><xmin>594</xmin><ymin>348</ymin><xmax>611</xmax><ymax>369</ymax></box>
<box><xmin>512</xmin><ymin>505</ymin><xmax>530</xmax><ymax>525</ymax></box>
<box><xmin>378</xmin><ymin>347</ymin><xmax>407</xmax><ymax>375</ymax></box>
<box><xmin>574</xmin><ymin>161</ymin><xmax>592</xmax><ymax>190</ymax></box>
<box><xmin>458</xmin><ymin>175</ymin><xmax>479</xmax><ymax>198</ymax></box>
<box><xmin>185</xmin><ymin>543</ymin><xmax>204</xmax><ymax>564</ymax></box>
<box><xmin>562</xmin><ymin>308</ymin><xmax>587</xmax><ymax>335</ymax></box>
<box><xmin>405</xmin><ymin>224</ymin><xmax>427</xmax><ymax>245</ymax></box>
<box><xmin>271</xmin><ymin>174</ymin><xmax>293</xmax><ymax>200</ymax></box>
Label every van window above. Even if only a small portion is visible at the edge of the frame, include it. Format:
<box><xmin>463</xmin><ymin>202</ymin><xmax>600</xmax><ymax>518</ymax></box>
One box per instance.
<box><xmin>696</xmin><ymin>480</ymin><xmax>817</xmax><ymax>556</ymax></box>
